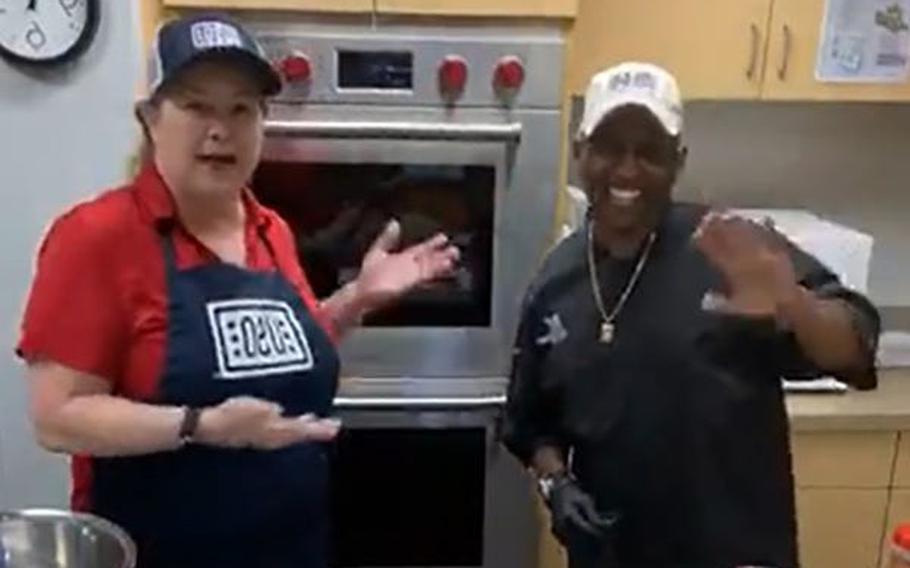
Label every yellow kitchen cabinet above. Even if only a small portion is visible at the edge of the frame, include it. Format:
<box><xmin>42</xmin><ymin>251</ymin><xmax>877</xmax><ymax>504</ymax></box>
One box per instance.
<box><xmin>880</xmin><ymin>489</ymin><xmax>910</xmax><ymax>567</ymax></box>
<box><xmin>791</xmin><ymin>432</ymin><xmax>897</xmax><ymax>488</ymax></box>
<box><xmin>140</xmin><ymin>0</ymin><xmax>165</xmax><ymax>51</ymax></box>
<box><xmin>797</xmin><ymin>488</ymin><xmax>889</xmax><ymax>568</ymax></box>
<box><xmin>889</xmin><ymin>432</ymin><xmax>910</xmax><ymax>488</ymax></box>
<box><xmin>535</xmin><ymin>493</ymin><xmax>567</xmax><ymax>568</ymax></box>
<box><xmin>160</xmin><ymin>0</ymin><xmax>373</xmax><ymax>12</ymax></box>
<box><xmin>376</xmin><ymin>0</ymin><xmax>577</xmax><ymax>18</ymax></box>
<box><xmin>761</xmin><ymin>0</ymin><xmax>910</xmax><ymax>100</ymax></box>
<box><xmin>569</xmin><ymin>0</ymin><xmax>910</xmax><ymax>101</ymax></box>
<box><xmin>161</xmin><ymin>0</ymin><xmax>577</xmax><ymax>16</ymax></box>
<box><xmin>566</xmin><ymin>0</ymin><xmax>773</xmax><ymax>99</ymax></box>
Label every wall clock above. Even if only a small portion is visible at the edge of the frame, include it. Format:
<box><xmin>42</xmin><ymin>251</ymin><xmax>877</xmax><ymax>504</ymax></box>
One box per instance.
<box><xmin>0</xmin><ymin>0</ymin><xmax>100</xmax><ymax>66</ymax></box>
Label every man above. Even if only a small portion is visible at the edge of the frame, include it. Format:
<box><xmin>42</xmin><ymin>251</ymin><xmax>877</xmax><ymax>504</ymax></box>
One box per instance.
<box><xmin>502</xmin><ymin>62</ymin><xmax>879</xmax><ymax>568</ymax></box>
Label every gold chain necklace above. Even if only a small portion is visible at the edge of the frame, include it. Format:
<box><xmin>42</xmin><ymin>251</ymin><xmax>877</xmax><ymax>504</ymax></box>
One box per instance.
<box><xmin>586</xmin><ymin>221</ymin><xmax>657</xmax><ymax>344</ymax></box>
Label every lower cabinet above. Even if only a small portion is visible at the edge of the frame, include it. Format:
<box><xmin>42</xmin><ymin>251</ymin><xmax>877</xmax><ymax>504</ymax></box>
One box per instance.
<box><xmin>796</xmin><ymin>488</ymin><xmax>890</xmax><ymax>568</ymax></box>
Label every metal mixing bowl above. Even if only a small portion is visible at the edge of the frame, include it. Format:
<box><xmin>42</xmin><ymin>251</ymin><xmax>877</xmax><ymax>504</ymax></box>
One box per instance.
<box><xmin>0</xmin><ymin>509</ymin><xmax>136</xmax><ymax>568</ymax></box>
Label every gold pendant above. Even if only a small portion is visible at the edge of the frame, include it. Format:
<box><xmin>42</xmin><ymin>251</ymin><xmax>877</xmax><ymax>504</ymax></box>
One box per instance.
<box><xmin>599</xmin><ymin>322</ymin><xmax>615</xmax><ymax>344</ymax></box>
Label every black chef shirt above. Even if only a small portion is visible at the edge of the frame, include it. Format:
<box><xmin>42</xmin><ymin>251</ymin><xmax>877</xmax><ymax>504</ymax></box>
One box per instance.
<box><xmin>502</xmin><ymin>203</ymin><xmax>879</xmax><ymax>568</ymax></box>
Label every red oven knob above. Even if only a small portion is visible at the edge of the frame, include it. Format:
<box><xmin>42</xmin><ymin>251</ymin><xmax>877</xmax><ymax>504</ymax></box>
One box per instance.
<box><xmin>279</xmin><ymin>53</ymin><xmax>313</xmax><ymax>84</ymax></box>
<box><xmin>438</xmin><ymin>55</ymin><xmax>468</xmax><ymax>101</ymax></box>
<box><xmin>494</xmin><ymin>56</ymin><xmax>525</xmax><ymax>93</ymax></box>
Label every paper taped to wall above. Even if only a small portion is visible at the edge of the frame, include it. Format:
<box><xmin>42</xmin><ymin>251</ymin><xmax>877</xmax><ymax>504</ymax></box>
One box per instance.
<box><xmin>817</xmin><ymin>0</ymin><xmax>910</xmax><ymax>82</ymax></box>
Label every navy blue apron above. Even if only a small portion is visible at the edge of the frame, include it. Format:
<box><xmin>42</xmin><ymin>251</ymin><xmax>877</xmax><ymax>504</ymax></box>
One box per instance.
<box><xmin>91</xmin><ymin>222</ymin><xmax>340</xmax><ymax>568</ymax></box>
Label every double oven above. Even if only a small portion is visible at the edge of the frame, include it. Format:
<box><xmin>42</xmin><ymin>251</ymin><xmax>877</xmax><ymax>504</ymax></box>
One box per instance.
<box><xmin>244</xmin><ymin>15</ymin><xmax>565</xmax><ymax>568</ymax></box>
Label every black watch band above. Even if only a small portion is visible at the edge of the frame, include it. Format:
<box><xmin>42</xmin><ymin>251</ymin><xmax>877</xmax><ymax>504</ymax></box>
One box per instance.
<box><xmin>178</xmin><ymin>407</ymin><xmax>202</xmax><ymax>446</ymax></box>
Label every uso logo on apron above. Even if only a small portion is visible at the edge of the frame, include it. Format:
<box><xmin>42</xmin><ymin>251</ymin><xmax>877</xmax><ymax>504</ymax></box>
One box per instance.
<box><xmin>206</xmin><ymin>298</ymin><xmax>315</xmax><ymax>380</ymax></box>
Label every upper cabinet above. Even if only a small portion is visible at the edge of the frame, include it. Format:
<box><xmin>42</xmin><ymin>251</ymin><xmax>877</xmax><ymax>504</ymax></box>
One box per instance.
<box><xmin>569</xmin><ymin>0</ymin><xmax>910</xmax><ymax>101</ymax></box>
<box><xmin>158</xmin><ymin>0</ymin><xmax>578</xmax><ymax>17</ymax></box>
<box><xmin>160</xmin><ymin>0</ymin><xmax>373</xmax><ymax>12</ymax></box>
<box><xmin>567</xmin><ymin>0</ymin><xmax>773</xmax><ymax>100</ymax></box>
<box><xmin>375</xmin><ymin>0</ymin><xmax>577</xmax><ymax>18</ymax></box>
<box><xmin>763</xmin><ymin>0</ymin><xmax>910</xmax><ymax>100</ymax></box>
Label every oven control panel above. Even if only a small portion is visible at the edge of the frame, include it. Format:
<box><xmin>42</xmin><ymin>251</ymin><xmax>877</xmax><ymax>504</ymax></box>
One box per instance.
<box><xmin>251</xmin><ymin>22</ymin><xmax>562</xmax><ymax>109</ymax></box>
<box><xmin>337</xmin><ymin>50</ymin><xmax>413</xmax><ymax>90</ymax></box>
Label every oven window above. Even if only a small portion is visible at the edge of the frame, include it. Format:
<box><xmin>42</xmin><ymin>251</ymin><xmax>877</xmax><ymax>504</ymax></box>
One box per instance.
<box><xmin>253</xmin><ymin>163</ymin><xmax>495</xmax><ymax>327</ymax></box>
<box><xmin>329</xmin><ymin>427</ymin><xmax>486</xmax><ymax>567</ymax></box>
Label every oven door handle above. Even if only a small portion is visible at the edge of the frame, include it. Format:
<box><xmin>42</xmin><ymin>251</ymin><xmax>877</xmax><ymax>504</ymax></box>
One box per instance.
<box><xmin>332</xmin><ymin>395</ymin><xmax>507</xmax><ymax>409</ymax></box>
<box><xmin>264</xmin><ymin>120</ymin><xmax>522</xmax><ymax>143</ymax></box>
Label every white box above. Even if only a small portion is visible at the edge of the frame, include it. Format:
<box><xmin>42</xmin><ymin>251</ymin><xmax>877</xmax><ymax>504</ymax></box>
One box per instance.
<box><xmin>731</xmin><ymin>208</ymin><xmax>874</xmax><ymax>294</ymax></box>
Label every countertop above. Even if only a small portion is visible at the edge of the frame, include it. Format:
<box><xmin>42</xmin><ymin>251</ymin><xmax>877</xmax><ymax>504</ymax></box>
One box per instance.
<box><xmin>788</xmin><ymin>368</ymin><xmax>910</xmax><ymax>431</ymax></box>
<box><xmin>333</xmin><ymin>371</ymin><xmax>910</xmax><ymax>430</ymax></box>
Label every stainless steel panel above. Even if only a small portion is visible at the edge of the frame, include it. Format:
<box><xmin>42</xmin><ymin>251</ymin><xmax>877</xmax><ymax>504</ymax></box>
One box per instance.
<box><xmin>333</xmin><ymin>396</ymin><xmax>506</xmax><ymax>409</ymax></box>
<box><xmin>241</xmin><ymin>19</ymin><xmax>563</xmax><ymax>109</ymax></box>
<box><xmin>337</xmin><ymin>376</ymin><xmax>508</xmax><ymax>400</ymax></box>
<box><xmin>265</xmin><ymin>119</ymin><xmax>522</xmax><ymax>142</ymax></box>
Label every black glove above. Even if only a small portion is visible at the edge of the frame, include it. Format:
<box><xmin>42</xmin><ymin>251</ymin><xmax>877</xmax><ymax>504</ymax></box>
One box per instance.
<box><xmin>544</xmin><ymin>474</ymin><xmax>618</xmax><ymax>545</ymax></box>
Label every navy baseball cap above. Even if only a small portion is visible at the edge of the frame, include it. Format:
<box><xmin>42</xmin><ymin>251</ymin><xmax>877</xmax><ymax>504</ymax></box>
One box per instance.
<box><xmin>149</xmin><ymin>13</ymin><xmax>282</xmax><ymax>97</ymax></box>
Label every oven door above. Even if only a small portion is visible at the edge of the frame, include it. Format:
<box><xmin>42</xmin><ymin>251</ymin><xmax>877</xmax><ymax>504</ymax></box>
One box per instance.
<box><xmin>255</xmin><ymin>106</ymin><xmax>540</xmax><ymax>379</ymax></box>
<box><xmin>329</xmin><ymin>400</ymin><xmax>537</xmax><ymax>568</ymax></box>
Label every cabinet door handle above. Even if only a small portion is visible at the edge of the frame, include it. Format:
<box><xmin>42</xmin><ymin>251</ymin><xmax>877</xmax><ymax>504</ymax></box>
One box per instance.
<box><xmin>778</xmin><ymin>24</ymin><xmax>792</xmax><ymax>80</ymax></box>
<box><xmin>746</xmin><ymin>23</ymin><xmax>760</xmax><ymax>79</ymax></box>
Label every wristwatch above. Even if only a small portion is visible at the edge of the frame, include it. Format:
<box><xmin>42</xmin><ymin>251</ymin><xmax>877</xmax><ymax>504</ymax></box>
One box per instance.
<box><xmin>178</xmin><ymin>407</ymin><xmax>202</xmax><ymax>446</ymax></box>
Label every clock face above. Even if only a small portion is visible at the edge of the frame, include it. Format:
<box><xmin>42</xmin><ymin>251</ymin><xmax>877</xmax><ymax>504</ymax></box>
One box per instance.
<box><xmin>0</xmin><ymin>0</ymin><xmax>98</xmax><ymax>65</ymax></box>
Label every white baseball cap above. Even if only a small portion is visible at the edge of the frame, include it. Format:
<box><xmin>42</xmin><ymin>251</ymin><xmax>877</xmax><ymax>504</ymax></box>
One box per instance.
<box><xmin>578</xmin><ymin>62</ymin><xmax>683</xmax><ymax>139</ymax></box>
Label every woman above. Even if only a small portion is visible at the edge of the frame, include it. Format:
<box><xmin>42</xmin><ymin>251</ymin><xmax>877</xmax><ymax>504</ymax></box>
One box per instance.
<box><xmin>502</xmin><ymin>62</ymin><xmax>880</xmax><ymax>568</ymax></box>
<box><xmin>17</xmin><ymin>13</ymin><xmax>459</xmax><ymax>568</ymax></box>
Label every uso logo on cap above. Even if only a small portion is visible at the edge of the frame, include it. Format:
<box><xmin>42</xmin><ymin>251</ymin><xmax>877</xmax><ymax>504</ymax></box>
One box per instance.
<box><xmin>207</xmin><ymin>298</ymin><xmax>314</xmax><ymax>380</ymax></box>
<box><xmin>190</xmin><ymin>21</ymin><xmax>244</xmax><ymax>50</ymax></box>
<box><xmin>608</xmin><ymin>69</ymin><xmax>658</xmax><ymax>95</ymax></box>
